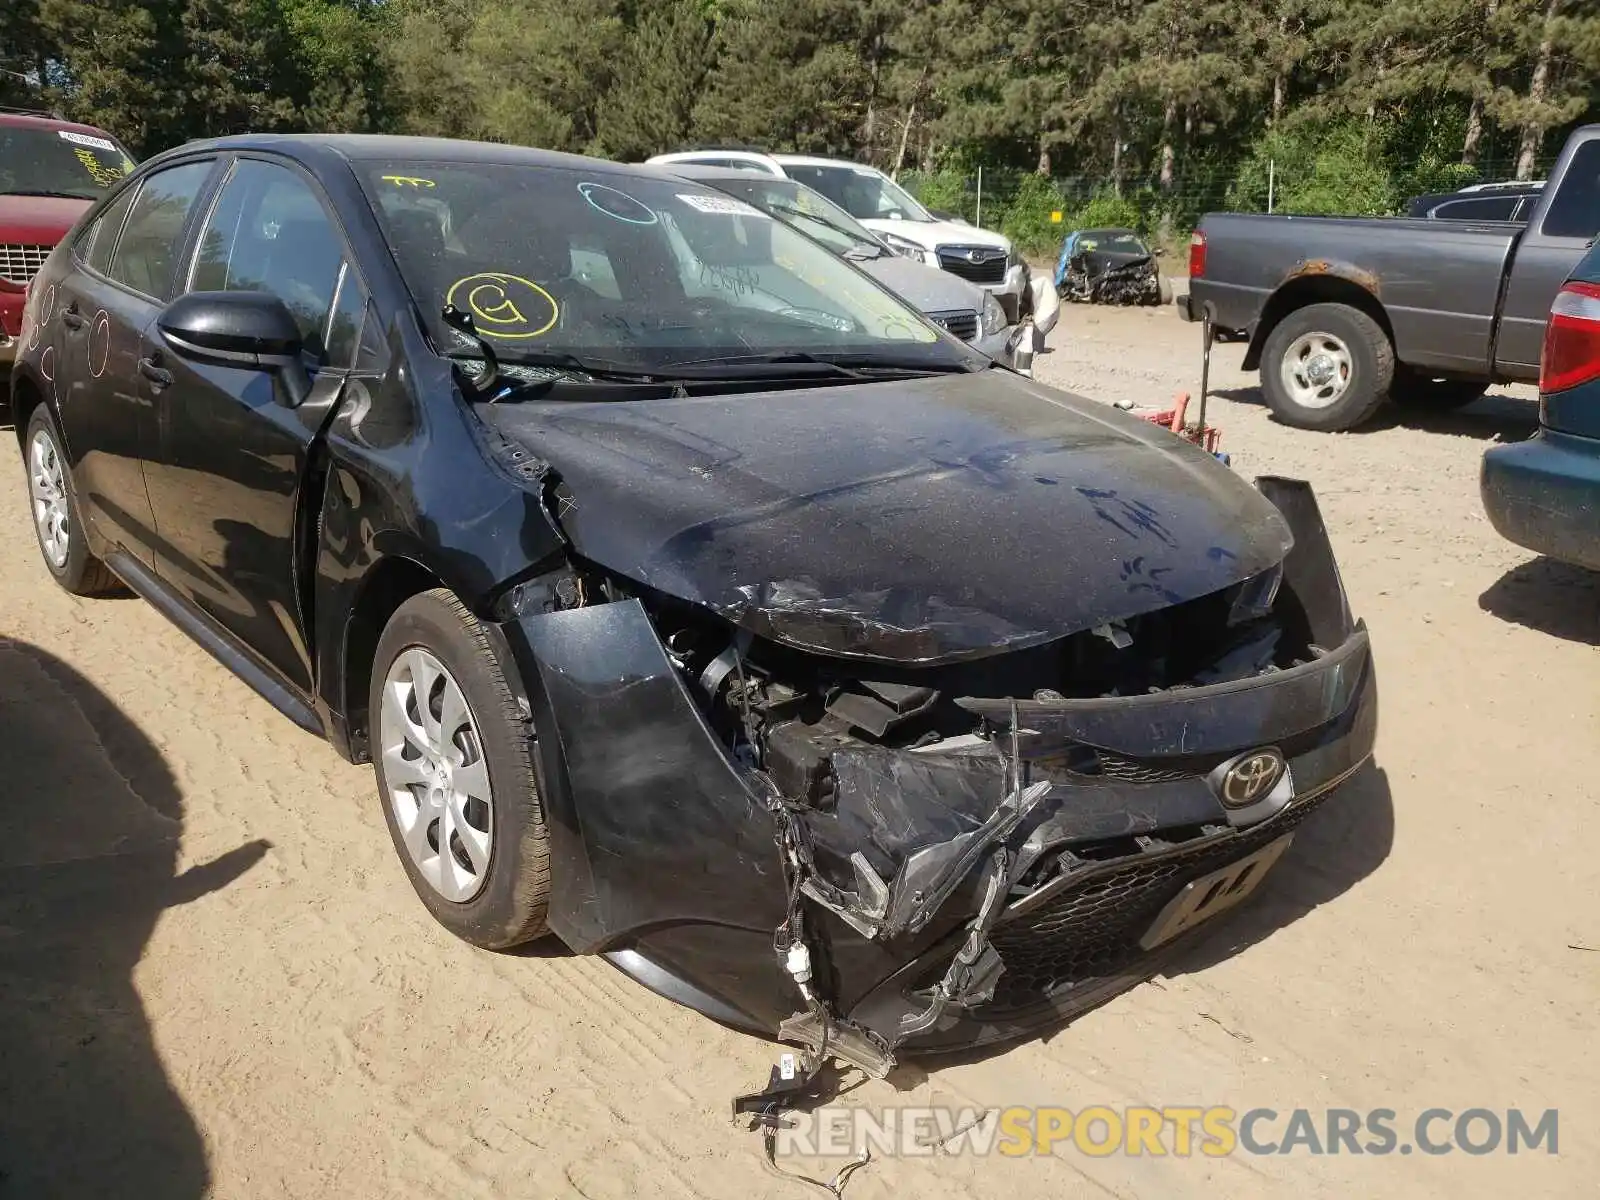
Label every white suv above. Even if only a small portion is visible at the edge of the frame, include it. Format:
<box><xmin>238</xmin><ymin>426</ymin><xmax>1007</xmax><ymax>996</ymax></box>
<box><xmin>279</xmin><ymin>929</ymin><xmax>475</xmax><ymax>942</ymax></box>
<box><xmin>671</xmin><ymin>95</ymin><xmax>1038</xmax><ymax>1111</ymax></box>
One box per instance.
<box><xmin>645</xmin><ymin>149</ymin><xmax>1034</xmax><ymax>325</ymax></box>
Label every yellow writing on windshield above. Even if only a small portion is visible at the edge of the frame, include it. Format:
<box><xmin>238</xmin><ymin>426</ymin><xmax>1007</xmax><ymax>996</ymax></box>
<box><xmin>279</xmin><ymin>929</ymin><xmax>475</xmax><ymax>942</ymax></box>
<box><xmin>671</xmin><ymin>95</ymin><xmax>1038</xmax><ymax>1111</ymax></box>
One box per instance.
<box><xmin>383</xmin><ymin>175</ymin><xmax>436</xmax><ymax>189</ymax></box>
<box><xmin>445</xmin><ymin>272</ymin><xmax>559</xmax><ymax>340</ymax></box>
<box><xmin>73</xmin><ymin>147</ymin><xmax>128</xmax><ymax>189</ymax></box>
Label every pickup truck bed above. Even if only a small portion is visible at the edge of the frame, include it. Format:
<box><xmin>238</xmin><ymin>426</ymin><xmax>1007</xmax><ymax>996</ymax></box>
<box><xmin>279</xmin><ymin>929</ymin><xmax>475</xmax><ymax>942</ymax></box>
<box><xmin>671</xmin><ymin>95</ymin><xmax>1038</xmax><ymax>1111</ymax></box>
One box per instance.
<box><xmin>1181</xmin><ymin>124</ymin><xmax>1600</xmax><ymax>431</ymax></box>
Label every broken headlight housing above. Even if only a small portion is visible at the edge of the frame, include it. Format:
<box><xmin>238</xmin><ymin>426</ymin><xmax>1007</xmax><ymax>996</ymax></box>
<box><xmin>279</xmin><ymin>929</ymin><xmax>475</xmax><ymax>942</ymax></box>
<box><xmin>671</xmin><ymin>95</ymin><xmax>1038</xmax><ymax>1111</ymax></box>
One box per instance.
<box><xmin>1226</xmin><ymin>560</ymin><xmax>1284</xmax><ymax>626</ymax></box>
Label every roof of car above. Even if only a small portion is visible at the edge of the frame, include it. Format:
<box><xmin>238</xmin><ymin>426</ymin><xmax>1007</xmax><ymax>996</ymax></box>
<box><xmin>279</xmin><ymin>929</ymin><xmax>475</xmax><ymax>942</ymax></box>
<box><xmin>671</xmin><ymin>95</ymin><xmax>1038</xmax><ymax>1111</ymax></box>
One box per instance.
<box><xmin>150</xmin><ymin>133</ymin><xmax>688</xmax><ymax>179</ymax></box>
<box><xmin>0</xmin><ymin>110</ymin><xmax>128</xmax><ymax>142</ymax></box>
<box><xmin>665</xmin><ymin>164</ymin><xmax>795</xmax><ymax>183</ymax></box>
<box><xmin>770</xmin><ymin>154</ymin><xmax>884</xmax><ymax>172</ymax></box>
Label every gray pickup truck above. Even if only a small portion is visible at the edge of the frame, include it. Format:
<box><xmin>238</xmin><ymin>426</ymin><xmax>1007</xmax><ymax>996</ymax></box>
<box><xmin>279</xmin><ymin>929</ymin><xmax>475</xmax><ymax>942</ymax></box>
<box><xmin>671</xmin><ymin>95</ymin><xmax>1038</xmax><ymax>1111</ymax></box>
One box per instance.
<box><xmin>1180</xmin><ymin>125</ymin><xmax>1600</xmax><ymax>431</ymax></box>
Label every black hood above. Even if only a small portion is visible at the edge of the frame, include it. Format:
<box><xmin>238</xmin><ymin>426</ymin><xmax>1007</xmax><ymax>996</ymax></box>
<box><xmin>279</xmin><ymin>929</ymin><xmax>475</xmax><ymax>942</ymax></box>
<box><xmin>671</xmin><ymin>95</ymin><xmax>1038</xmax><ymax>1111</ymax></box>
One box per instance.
<box><xmin>483</xmin><ymin>371</ymin><xmax>1292</xmax><ymax>664</ymax></box>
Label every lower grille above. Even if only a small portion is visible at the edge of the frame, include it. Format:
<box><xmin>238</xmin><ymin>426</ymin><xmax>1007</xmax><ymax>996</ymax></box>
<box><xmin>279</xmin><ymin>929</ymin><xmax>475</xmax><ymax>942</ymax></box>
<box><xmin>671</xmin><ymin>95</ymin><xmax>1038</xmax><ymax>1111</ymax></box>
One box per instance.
<box><xmin>930</xmin><ymin>310</ymin><xmax>979</xmax><ymax>341</ymax></box>
<box><xmin>982</xmin><ymin>789</ymin><xmax>1336</xmax><ymax>1011</ymax></box>
<box><xmin>936</xmin><ymin>246</ymin><xmax>1007</xmax><ymax>285</ymax></box>
<box><xmin>0</xmin><ymin>244</ymin><xmax>50</xmax><ymax>286</ymax></box>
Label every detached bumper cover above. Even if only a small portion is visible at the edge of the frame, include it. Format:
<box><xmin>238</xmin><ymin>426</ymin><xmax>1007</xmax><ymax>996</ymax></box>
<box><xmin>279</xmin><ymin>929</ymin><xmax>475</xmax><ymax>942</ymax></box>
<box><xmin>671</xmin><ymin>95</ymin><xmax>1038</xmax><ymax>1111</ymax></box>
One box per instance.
<box><xmin>497</xmin><ymin>476</ymin><xmax>1376</xmax><ymax>1059</ymax></box>
<box><xmin>1482</xmin><ymin>429</ymin><xmax>1600</xmax><ymax>571</ymax></box>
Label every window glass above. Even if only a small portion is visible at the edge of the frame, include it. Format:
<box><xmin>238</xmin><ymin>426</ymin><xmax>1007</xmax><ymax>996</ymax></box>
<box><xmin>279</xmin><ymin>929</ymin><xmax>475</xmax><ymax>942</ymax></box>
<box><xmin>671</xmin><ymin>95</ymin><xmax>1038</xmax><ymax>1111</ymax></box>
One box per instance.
<box><xmin>1433</xmin><ymin>197</ymin><xmax>1518</xmax><ymax>221</ymax></box>
<box><xmin>783</xmin><ymin>164</ymin><xmax>933</xmax><ymax>223</ymax></box>
<box><xmin>0</xmin><ymin>124</ymin><xmax>136</xmax><ymax>200</ymax></box>
<box><xmin>324</xmin><ymin>262</ymin><xmax>368</xmax><ymax>368</ymax></box>
<box><xmin>82</xmin><ymin>185</ymin><xmax>139</xmax><ymax>275</ymax></box>
<box><xmin>191</xmin><ymin>159</ymin><xmax>348</xmax><ymax>357</ymax></box>
<box><xmin>108</xmin><ymin>161</ymin><xmax>213</xmax><ymax>298</ymax></box>
<box><xmin>358</xmin><ymin>160</ymin><xmax>950</xmax><ymax>373</ymax></box>
<box><xmin>1542</xmin><ymin>141</ymin><xmax>1600</xmax><ymax>239</ymax></box>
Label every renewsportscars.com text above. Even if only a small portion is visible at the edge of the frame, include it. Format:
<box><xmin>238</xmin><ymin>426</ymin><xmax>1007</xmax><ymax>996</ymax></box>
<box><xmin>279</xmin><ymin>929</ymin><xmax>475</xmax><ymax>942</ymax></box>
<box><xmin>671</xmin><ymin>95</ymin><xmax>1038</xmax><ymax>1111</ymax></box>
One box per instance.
<box><xmin>774</xmin><ymin>1106</ymin><xmax>1559</xmax><ymax>1159</ymax></box>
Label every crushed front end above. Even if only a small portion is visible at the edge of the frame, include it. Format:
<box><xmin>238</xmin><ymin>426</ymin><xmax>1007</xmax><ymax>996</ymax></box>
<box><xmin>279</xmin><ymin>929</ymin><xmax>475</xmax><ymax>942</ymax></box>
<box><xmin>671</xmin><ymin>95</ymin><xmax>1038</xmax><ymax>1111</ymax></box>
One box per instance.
<box><xmin>494</xmin><ymin>474</ymin><xmax>1375</xmax><ymax>1074</ymax></box>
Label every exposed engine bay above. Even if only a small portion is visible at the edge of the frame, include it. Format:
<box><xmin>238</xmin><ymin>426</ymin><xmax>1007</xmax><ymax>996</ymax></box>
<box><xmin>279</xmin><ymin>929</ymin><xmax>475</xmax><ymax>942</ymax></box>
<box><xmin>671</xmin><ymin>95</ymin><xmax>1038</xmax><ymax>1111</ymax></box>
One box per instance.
<box><xmin>479</xmin><ymin>379</ymin><xmax>1376</xmax><ymax>1129</ymax></box>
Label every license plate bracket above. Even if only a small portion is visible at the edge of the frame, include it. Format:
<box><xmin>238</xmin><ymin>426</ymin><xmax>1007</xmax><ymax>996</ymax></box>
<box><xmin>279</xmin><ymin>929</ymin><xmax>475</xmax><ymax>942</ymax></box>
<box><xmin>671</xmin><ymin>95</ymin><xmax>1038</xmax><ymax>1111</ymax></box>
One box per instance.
<box><xmin>1138</xmin><ymin>833</ymin><xmax>1295</xmax><ymax>951</ymax></box>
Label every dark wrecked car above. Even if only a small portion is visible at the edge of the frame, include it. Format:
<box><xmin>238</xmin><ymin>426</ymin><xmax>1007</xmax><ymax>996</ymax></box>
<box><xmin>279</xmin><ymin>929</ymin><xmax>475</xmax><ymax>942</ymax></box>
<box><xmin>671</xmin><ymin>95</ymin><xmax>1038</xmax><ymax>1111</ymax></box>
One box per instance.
<box><xmin>1055</xmin><ymin>227</ymin><xmax>1173</xmax><ymax>306</ymax></box>
<box><xmin>11</xmin><ymin>134</ymin><xmax>1376</xmax><ymax>1076</ymax></box>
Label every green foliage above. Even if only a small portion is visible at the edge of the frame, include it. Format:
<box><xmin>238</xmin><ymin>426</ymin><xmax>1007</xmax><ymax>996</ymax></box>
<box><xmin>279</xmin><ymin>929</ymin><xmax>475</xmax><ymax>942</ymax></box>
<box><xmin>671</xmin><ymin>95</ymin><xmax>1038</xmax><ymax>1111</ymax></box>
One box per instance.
<box><xmin>1072</xmin><ymin>190</ymin><xmax>1146</xmax><ymax>234</ymax></box>
<box><xmin>4</xmin><ymin>0</ymin><xmax>1600</xmax><ymax>214</ymax></box>
<box><xmin>1227</xmin><ymin>121</ymin><xmax>1398</xmax><ymax>216</ymax></box>
<box><xmin>998</xmin><ymin>173</ymin><xmax>1069</xmax><ymax>256</ymax></box>
<box><xmin>899</xmin><ymin>169</ymin><xmax>974</xmax><ymax>220</ymax></box>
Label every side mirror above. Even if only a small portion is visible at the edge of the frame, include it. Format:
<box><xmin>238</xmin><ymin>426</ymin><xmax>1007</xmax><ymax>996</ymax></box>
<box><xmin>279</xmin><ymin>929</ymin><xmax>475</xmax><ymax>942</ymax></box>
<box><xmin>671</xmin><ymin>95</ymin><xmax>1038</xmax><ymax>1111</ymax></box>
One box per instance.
<box><xmin>156</xmin><ymin>290</ymin><xmax>310</xmax><ymax>407</ymax></box>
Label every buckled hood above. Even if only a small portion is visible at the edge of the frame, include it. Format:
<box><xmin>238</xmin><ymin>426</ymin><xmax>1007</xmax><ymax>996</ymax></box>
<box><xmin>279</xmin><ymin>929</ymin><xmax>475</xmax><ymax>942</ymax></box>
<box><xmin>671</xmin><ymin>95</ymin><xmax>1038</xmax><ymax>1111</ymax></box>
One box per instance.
<box><xmin>483</xmin><ymin>372</ymin><xmax>1292</xmax><ymax>664</ymax></box>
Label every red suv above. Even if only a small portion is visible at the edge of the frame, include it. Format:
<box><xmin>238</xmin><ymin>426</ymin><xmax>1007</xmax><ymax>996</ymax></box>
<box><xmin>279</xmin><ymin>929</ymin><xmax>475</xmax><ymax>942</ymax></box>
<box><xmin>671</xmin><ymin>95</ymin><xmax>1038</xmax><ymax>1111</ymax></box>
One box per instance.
<box><xmin>1</xmin><ymin>109</ymin><xmax>136</xmax><ymax>380</ymax></box>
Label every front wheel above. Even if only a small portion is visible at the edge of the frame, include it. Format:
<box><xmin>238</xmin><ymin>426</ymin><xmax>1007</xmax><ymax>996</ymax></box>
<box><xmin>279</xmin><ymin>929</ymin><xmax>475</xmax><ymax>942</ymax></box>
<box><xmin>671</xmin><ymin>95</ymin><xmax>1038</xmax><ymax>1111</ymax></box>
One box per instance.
<box><xmin>370</xmin><ymin>588</ymin><xmax>551</xmax><ymax>949</ymax></box>
<box><xmin>1260</xmin><ymin>302</ymin><xmax>1394</xmax><ymax>431</ymax></box>
<box><xmin>1157</xmin><ymin>274</ymin><xmax>1173</xmax><ymax>305</ymax></box>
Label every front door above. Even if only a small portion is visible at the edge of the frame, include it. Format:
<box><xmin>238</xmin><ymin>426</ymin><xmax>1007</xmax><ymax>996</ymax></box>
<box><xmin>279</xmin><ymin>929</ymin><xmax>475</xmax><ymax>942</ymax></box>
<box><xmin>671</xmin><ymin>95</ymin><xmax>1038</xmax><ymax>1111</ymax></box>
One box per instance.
<box><xmin>52</xmin><ymin>159</ymin><xmax>216</xmax><ymax>566</ymax></box>
<box><xmin>144</xmin><ymin>155</ymin><xmax>368</xmax><ymax>695</ymax></box>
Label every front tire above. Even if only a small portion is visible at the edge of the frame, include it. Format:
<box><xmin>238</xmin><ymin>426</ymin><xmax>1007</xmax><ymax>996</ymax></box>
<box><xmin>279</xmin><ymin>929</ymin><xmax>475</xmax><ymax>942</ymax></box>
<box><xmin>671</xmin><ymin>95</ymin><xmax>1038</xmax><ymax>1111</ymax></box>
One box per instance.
<box><xmin>1157</xmin><ymin>274</ymin><xmax>1174</xmax><ymax>305</ymax></box>
<box><xmin>370</xmin><ymin>588</ymin><xmax>551</xmax><ymax>949</ymax></box>
<box><xmin>24</xmin><ymin>404</ymin><xmax>120</xmax><ymax>596</ymax></box>
<box><xmin>1260</xmin><ymin>302</ymin><xmax>1393</xmax><ymax>431</ymax></box>
<box><xmin>1389</xmin><ymin>365</ymin><xmax>1488</xmax><ymax>411</ymax></box>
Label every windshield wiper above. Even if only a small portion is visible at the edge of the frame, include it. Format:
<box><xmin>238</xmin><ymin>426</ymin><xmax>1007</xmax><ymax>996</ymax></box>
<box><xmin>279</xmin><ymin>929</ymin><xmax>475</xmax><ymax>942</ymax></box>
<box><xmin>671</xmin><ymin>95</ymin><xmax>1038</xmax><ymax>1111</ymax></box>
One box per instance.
<box><xmin>766</xmin><ymin>201</ymin><xmax>885</xmax><ymax>259</ymax></box>
<box><xmin>0</xmin><ymin>189</ymin><xmax>94</xmax><ymax>200</ymax></box>
<box><xmin>665</xmin><ymin>351</ymin><xmax>972</xmax><ymax>378</ymax></box>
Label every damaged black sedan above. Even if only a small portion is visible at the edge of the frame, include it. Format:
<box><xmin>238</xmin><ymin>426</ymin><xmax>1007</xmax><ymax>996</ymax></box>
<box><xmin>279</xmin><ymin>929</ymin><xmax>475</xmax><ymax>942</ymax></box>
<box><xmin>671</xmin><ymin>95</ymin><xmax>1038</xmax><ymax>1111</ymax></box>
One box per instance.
<box><xmin>1054</xmin><ymin>227</ymin><xmax>1173</xmax><ymax>306</ymax></box>
<box><xmin>12</xmin><ymin>135</ymin><xmax>1376</xmax><ymax>1076</ymax></box>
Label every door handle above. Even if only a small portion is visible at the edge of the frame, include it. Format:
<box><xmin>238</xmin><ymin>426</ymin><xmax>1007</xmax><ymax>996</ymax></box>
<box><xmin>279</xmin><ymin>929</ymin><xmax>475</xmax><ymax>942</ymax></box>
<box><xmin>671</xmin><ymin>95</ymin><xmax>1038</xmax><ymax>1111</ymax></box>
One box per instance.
<box><xmin>61</xmin><ymin>302</ymin><xmax>85</xmax><ymax>330</ymax></box>
<box><xmin>138</xmin><ymin>355</ymin><xmax>172</xmax><ymax>390</ymax></box>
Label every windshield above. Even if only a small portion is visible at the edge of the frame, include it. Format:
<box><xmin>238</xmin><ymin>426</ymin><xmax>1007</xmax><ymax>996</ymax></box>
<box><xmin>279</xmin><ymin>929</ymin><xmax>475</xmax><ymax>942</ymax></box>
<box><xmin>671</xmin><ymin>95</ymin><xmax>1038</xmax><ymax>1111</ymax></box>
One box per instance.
<box><xmin>707</xmin><ymin>177</ymin><xmax>883</xmax><ymax>257</ymax></box>
<box><xmin>782</xmin><ymin>164</ymin><xmax>934</xmax><ymax>223</ymax></box>
<box><xmin>359</xmin><ymin>161</ymin><xmax>963</xmax><ymax>372</ymax></box>
<box><xmin>0</xmin><ymin>125</ymin><xmax>136</xmax><ymax>200</ymax></box>
<box><xmin>1077</xmin><ymin>232</ymin><xmax>1148</xmax><ymax>255</ymax></box>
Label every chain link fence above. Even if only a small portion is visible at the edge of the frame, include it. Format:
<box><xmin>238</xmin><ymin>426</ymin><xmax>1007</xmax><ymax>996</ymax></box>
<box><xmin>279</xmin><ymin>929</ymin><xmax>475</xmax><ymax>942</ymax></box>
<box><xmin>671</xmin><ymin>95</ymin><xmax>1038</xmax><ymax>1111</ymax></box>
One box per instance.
<box><xmin>899</xmin><ymin>153</ymin><xmax>1561</xmax><ymax>260</ymax></box>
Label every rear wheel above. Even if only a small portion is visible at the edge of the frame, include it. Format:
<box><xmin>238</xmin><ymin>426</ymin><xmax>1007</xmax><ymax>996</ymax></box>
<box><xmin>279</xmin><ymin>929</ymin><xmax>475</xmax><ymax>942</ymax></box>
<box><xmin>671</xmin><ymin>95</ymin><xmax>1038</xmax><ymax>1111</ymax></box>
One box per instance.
<box><xmin>24</xmin><ymin>404</ymin><xmax>120</xmax><ymax>596</ymax></box>
<box><xmin>371</xmin><ymin>588</ymin><xmax>551</xmax><ymax>949</ymax></box>
<box><xmin>1389</xmin><ymin>365</ymin><xmax>1488</xmax><ymax>411</ymax></box>
<box><xmin>1260</xmin><ymin>302</ymin><xmax>1393</xmax><ymax>431</ymax></box>
<box><xmin>1157</xmin><ymin>275</ymin><xmax>1174</xmax><ymax>305</ymax></box>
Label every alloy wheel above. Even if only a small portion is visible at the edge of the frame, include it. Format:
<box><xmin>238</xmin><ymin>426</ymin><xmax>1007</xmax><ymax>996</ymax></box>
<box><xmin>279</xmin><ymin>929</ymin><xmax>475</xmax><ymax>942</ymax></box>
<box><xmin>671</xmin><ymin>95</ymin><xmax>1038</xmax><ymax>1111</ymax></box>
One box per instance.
<box><xmin>29</xmin><ymin>427</ymin><xmax>70</xmax><ymax>570</ymax></box>
<box><xmin>379</xmin><ymin>647</ymin><xmax>494</xmax><ymax>903</ymax></box>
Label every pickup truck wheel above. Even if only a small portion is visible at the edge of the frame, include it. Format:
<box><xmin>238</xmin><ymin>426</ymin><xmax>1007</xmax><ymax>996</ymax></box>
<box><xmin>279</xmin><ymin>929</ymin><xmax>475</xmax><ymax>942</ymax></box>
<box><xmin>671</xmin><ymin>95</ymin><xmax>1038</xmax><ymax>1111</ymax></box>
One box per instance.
<box><xmin>371</xmin><ymin>588</ymin><xmax>551</xmax><ymax>950</ymax></box>
<box><xmin>1389</xmin><ymin>366</ymin><xmax>1488</xmax><ymax>411</ymax></box>
<box><xmin>1261</xmin><ymin>303</ymin><xmax>1393</xmax><ymax>431</ymax></box>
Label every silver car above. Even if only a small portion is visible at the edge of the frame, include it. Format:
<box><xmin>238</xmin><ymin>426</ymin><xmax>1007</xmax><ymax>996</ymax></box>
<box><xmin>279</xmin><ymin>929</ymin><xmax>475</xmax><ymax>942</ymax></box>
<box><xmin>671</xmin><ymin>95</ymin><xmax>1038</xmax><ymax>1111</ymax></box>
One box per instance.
<box><xmin>663</xmin><ymin>164</ymin><xmax>1054</xmax><ymax>373</ymax></box>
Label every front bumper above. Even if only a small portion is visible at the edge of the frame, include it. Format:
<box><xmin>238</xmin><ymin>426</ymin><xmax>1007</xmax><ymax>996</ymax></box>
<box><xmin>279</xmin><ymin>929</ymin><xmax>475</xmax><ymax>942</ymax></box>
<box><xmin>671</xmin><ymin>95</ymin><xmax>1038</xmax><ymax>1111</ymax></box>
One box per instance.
<box><xmin>1482</xmin><ymin>429</ymin><xmax>1600</xmax><ymax>570</ymax></box>
<box><xmin>498</xmin><ymin>476</ymin><xmax>1376</xmax><ymax>1062</ymax></box>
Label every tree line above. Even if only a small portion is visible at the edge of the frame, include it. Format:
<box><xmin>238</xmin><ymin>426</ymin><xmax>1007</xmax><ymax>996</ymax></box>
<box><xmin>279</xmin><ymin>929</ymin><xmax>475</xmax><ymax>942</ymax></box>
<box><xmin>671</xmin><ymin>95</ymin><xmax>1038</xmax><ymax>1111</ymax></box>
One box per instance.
<box><xmin>5</xmin><ymin>0</ymin><xmax>1600</xmax><ymax>246</ymax></box>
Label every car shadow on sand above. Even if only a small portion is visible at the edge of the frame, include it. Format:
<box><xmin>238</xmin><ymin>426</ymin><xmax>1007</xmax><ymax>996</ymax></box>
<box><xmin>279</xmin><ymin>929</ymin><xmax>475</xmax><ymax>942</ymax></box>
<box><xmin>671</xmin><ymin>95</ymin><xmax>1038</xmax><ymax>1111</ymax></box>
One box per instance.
<box><xmin>1479</xmin><ymin>556</ymin><xmax>1600</xmax><ymax>646</ymax></box>
<box><xmin>1209</xmin><ymin>385</ymin><xmax>1538</xmax><ymax>442</ymax></box>
<box><xmin>0</xmin><ymin>638</ymin><xmax>269</xmax><ymax>1198</ymax></box>
<box><xmin>890</xmin><ymin>761</ymin><xmax>1394</xmax><ymax>1085</ymax></box>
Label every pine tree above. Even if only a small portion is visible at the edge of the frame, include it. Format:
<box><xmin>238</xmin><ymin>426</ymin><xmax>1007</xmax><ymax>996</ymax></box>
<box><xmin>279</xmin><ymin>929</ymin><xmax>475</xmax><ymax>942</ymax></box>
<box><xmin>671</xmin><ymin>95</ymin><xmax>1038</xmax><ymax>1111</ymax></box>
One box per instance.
<box><xmin>596</xmin><ymin>0</ymin><xmax>717</xmax><ymax>161</ymax></box>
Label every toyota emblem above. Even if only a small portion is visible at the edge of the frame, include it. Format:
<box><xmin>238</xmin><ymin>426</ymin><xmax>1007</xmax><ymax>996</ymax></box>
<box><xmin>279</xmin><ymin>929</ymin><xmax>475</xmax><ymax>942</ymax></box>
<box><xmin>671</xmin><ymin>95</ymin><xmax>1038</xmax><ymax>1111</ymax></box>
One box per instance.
<box><xmin>1219</xmin><ymin>748</ymin><xmax>1286</xmax><ymax>807</ymax></box>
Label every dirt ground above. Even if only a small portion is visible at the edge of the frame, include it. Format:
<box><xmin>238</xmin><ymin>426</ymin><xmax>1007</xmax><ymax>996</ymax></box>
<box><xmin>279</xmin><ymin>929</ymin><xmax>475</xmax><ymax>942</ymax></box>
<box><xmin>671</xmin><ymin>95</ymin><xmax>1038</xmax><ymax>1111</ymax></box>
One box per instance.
<box><xmin>3</xmin><ymin>300</ymin><xmax>1598</xmax><ymax>1200</ymax></box>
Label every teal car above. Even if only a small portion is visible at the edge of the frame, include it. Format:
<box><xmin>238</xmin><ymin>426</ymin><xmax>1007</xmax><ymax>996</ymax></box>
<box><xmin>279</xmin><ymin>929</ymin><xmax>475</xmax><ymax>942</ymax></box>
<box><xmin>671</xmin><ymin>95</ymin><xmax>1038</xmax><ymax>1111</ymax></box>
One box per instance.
<box><xmin>1481</xmin><ymin>244</ymin><xmax>1600</xmax><ymax>570</ymax></box>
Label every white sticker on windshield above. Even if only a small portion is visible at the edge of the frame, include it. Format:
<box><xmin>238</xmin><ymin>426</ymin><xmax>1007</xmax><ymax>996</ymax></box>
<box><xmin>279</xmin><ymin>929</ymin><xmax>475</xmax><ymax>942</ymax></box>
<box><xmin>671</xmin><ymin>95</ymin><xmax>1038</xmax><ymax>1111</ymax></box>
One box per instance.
<box><xmin>677</xmin><ymin>193</ymin><xmax>768</xmax><ymax>218</ymax></box>
<box><xmin>57</xmin><ymin>130</ymin><xmax>118</xmax><ymax>152</ymax></box>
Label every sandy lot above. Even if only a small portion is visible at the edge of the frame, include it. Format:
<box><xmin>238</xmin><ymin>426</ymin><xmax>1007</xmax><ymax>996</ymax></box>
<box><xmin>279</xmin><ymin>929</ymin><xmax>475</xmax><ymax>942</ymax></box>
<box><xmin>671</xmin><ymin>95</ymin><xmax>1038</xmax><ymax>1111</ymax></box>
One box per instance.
<box><xmin>3</xmin><ymin>301</ymin><xmax>1597</xmax><ymax>1199</ymax></box>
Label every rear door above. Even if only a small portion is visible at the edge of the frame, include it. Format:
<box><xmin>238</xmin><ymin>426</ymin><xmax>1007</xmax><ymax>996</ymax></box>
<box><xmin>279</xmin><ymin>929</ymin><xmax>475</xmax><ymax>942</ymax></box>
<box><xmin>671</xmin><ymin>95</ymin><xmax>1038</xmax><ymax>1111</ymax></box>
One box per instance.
<box><xmin>52</xmin><ymin>158</ymin><xmax>218</xmax><ymax>567</ymax></box>
<box><xmin>1497</xmin><ymin>138</ymin><xmax>1600</xmax><ymax>373</ymax></box>
<box><xmin>143</xmin><ymin>154</ymin><xmax>368</xmax><ymax>695</ymax></box>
